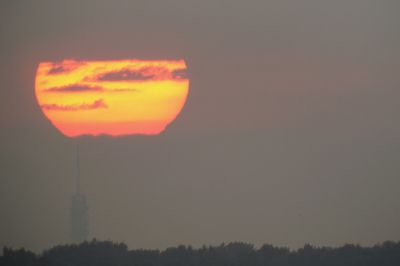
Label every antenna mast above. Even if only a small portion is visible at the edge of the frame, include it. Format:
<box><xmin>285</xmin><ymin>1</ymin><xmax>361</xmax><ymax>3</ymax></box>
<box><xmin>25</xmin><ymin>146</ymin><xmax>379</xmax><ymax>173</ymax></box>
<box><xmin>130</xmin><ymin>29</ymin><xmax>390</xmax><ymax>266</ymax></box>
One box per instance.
<box><xmin>77</xmin><ymin>144</ymin><xmax>80</xmax><ymax>195</ymax></box>
<box><xmin>70</xmin><ymin>144</ymin><xmax>89</xmax><ymax>243</ymax></box>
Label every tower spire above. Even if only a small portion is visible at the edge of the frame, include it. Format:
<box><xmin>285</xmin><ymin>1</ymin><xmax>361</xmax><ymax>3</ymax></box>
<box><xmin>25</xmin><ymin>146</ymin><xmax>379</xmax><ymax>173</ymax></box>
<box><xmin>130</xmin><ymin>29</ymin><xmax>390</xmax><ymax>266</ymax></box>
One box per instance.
<box><xmin>77</xmin><ymin>144</ymin><xmax>80</xmax><ymax>195</ymax></box>
<box><xmin>70</xmin><ymin>144</ymin><xmax>89</xmax><ymax>243</ymax></box>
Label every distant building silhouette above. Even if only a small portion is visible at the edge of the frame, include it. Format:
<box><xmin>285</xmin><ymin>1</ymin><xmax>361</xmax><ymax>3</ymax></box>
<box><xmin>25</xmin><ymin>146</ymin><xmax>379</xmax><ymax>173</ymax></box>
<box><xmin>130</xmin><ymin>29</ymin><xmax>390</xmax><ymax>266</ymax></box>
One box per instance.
<box><xmin>70</xmin><ymin>145</ymin><xmax>89</xmax><ymax>243</ymax></box>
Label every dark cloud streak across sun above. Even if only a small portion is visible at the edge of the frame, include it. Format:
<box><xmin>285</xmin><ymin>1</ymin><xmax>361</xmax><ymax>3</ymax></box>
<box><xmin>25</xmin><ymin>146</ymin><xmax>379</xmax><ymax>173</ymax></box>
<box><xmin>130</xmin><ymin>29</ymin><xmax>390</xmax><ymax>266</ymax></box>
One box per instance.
<box><xmin>47</xmin><ymin>66</ymin><xmax>70</xmax><ymax>75</ymax></box>
<box><xmin>47</xmin><ymin>61</ymin><xmax>87</xmax><ymax>75</ymax></box>
<box><xmin>171</xmin><ymin>69</ymin><xmax>188</xmax><ymax>79</ymax></box>
<box><xmin>45</xmin><ymin>84</ymin><xmax>104</xmax><ymax>92</ymax></box>
<box><xmin>97</xmin><ymin>66</ymin><xmax>187</xmax><ymax>81</ymax></box>
<box><xmin>40</xmin><ymin>99</ymin><xmax>108</xmax><ymax>111</ymax></box>
<box><xmin>98</xmin><ymin>68</ymin><xmax>156</xmax><ymax>81</ymax></box>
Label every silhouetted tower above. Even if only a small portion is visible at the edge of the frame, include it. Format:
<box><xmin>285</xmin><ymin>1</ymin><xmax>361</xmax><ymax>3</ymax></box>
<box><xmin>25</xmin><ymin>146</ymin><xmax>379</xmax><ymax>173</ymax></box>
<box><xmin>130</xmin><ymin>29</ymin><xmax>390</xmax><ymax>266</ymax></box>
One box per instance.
<box><xmin>70</xmin><ymin>145</ymin><xmax>89</xmax><ymax>243</ymax></box>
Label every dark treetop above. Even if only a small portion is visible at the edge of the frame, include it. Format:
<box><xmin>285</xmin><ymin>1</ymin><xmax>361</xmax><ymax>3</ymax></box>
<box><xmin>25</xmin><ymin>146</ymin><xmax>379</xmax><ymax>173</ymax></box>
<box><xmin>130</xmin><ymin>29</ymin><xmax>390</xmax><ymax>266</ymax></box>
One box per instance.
<box><xmin>1</xmin><ymin>239</ymin><xmax>400</xmax><ymax>266</ymax></box>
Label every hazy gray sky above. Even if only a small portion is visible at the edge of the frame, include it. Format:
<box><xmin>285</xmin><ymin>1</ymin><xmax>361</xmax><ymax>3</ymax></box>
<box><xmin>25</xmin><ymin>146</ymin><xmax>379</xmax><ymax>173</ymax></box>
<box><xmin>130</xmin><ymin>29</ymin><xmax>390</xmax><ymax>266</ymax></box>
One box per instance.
<box><xmin>1</xmin><ymin>0</ymin><xmax>399</xmax><ymax>253</ymax></box>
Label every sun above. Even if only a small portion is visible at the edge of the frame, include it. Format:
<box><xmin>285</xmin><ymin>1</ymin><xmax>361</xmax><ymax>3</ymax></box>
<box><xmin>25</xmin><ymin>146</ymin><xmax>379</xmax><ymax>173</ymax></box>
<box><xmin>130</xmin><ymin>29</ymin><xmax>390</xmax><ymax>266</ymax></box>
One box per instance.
<box><xmin>35</xmin><ymin>60</ymin><xmax>189</xmax><ymax>137</ymax></box>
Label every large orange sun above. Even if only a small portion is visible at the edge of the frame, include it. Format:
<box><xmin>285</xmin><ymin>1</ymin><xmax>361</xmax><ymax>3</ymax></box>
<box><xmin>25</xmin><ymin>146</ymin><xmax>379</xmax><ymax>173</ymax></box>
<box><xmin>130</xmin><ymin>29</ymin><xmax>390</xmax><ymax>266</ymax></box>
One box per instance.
<box><xmin>35</xmin><ymin>60</ymin><xmax>189</xmax><ymax>137</ymax></box>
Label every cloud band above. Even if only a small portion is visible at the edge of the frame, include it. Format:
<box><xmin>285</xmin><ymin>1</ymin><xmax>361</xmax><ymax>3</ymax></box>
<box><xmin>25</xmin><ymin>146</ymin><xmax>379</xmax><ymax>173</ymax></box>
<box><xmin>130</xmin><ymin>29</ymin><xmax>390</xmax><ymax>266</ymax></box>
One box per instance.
<box><xmin>41</xmin><ymin>99</ymin><xmax>108</xmax><ymax>111</ymax></box>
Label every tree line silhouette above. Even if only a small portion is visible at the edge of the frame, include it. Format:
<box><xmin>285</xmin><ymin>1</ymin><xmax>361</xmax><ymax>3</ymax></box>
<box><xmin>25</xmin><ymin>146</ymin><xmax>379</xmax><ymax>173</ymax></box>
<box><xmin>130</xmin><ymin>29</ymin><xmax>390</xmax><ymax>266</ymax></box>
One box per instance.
<box><xmin>1</xmin><ymin>239</ymin><xmax>400</xmax><ymax>266</ymax></box>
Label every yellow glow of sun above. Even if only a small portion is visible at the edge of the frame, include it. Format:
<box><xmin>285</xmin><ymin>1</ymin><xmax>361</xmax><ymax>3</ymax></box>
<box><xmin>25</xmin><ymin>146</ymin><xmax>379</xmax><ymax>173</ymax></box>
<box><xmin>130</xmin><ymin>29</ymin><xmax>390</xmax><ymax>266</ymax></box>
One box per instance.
<box><xmin>35</xmin><ymin>60</ymin><xmax>189</xmax><ymax>137</ymax></box>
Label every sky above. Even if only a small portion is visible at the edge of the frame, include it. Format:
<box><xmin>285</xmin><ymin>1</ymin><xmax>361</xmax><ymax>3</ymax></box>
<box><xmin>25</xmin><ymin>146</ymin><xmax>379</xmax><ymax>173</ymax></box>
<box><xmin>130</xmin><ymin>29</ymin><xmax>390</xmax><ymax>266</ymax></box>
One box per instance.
<box><xmin>0</xmin><ymin>0</ymin><xmax>400</xmax><ymax>253</ymax></box>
